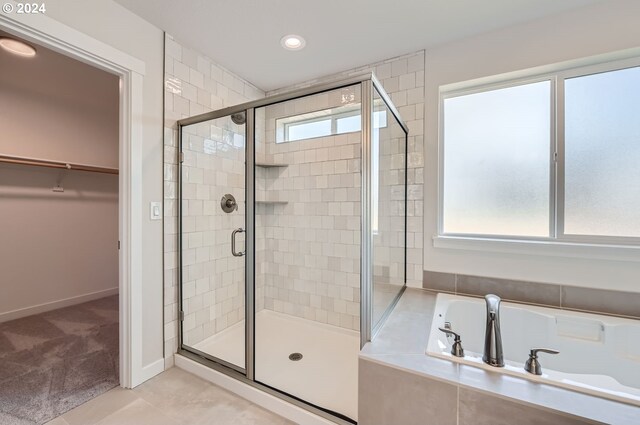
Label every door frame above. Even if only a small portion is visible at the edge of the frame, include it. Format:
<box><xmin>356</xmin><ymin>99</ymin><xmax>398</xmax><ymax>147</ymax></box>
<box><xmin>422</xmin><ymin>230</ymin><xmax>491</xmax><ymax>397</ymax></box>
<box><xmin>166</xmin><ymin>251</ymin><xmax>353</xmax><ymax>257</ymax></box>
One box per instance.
<box><xmin>0</xmin><ymin>5</ymin><xmax>148</xmax><ymax>387</ymax></box>
<box><xmin>177</xmin><ymin>111</ymin><xmax>252</xmax><ymax>376</ymax></box>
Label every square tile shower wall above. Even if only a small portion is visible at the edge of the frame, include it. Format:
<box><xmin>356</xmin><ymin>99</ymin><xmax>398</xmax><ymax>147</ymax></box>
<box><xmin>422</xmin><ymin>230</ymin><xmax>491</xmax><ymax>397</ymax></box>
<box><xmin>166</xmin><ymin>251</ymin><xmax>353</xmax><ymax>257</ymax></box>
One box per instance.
<box><xmin>256</xmin><ymin>86</ymin><xmax>362</xmax><ymax>331</ymax></box>
<box><xmin>180</xmin><ymin>120</ymin><xmax>246</xmax><ymax>347</ymax></box>
<box><xmin>163</xmin><ymin>34</ymin><xmax>264</xmax><ymax>363</ymax></box>
<box><xmin>267</xmin><ymin>52</ymin><xmax>425</xmax><ymax>288</ymax></box>
<box><xmin>372</xmin><ymin>106</ymin><xmax>408</xmax><ymax>324</ymax></box>
<box><xmin>164</xmin><ymin>43</ymin><xmax>426</xmax><ymax>362</ymax></box>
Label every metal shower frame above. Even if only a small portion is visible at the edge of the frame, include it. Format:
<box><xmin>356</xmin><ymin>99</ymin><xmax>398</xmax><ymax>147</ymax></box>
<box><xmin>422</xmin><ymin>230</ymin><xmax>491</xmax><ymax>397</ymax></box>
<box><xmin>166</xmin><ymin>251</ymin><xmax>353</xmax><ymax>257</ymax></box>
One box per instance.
<box><xmin>176</xmin><ymin>72</ymin><xmax>408</xmax><ymax>424</ymax></box>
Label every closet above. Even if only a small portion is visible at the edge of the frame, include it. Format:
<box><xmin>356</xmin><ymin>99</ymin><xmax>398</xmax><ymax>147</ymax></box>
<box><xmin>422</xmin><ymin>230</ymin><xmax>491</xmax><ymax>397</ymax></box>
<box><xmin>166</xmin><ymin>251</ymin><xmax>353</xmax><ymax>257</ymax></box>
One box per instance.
<box><xmin>0</xmin><ymin>29</ymin><xmax>120</xmax><ymax>423</ymax></box>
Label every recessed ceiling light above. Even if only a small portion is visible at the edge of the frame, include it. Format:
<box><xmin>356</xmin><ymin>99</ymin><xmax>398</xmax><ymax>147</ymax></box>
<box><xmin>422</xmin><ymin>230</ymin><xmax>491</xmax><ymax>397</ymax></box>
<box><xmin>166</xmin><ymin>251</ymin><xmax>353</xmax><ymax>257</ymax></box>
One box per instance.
<box><xmin>280</xmin><ymin>34</ymin><xmax>306</xmax><ymax>51</ymax></box>
<box><xmin>0</xmin><ymin>37</ymin><xmax>37</xmax><ymax>57</ymax></box>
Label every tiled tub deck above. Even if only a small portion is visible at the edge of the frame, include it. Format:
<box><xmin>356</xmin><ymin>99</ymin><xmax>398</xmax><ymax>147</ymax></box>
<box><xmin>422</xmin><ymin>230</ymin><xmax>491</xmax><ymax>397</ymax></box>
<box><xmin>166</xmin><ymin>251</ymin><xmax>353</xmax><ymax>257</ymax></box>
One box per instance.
<box><xmin>358</xmin><ymin>288</ymin><xmax>640</xmax><ymax>425</ymax></box>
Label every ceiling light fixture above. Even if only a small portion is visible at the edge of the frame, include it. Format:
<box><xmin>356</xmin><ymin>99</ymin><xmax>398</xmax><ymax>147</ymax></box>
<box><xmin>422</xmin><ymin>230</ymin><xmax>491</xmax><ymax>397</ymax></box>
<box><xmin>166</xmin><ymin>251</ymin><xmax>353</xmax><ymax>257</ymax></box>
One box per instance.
<box><xmin>280</xmin><ymin>34</ymin><xmax>306</xmax><ymax>51</ymax></box>
<box><xmin>0</xmin><ymin>37</ymin><xmax>37</xmax><ymax>57</ymax></box>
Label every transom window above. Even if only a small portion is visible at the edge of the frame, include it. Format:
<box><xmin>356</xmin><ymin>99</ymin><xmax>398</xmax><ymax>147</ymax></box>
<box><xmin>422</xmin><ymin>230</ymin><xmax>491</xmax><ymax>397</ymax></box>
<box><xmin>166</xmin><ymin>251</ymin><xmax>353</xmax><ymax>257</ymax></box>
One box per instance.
<box><xmin>440</xmin><ymin>60</ymin><xmax>640</xmax><ymax>243</ymax></box>
<box><xmin>276</xmin><ymin>105</ymin><xmax>387</xmax><ymax>143</ymax></box>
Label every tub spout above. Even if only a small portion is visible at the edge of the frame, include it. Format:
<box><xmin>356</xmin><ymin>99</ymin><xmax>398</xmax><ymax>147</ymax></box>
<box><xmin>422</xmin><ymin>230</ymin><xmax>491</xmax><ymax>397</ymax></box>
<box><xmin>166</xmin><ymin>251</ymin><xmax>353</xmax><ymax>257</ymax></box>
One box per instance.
<box><xmin>483</xmin><ymin>294</ymin><xmax>504</xmax><ymax>367</ymax></box>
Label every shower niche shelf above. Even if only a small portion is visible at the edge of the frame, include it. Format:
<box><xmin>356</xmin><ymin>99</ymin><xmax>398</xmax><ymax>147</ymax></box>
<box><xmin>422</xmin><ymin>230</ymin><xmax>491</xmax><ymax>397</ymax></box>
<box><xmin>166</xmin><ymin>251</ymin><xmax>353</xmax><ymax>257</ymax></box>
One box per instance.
<box><xmin>255</xmin><ymin>162</ymin><xmax>288</xmax><ymax>168</ymax></box>
<box><xmin>255</xmin><ymin>199</ymin><xmax>288</xmax><ymax>205</ymax></box>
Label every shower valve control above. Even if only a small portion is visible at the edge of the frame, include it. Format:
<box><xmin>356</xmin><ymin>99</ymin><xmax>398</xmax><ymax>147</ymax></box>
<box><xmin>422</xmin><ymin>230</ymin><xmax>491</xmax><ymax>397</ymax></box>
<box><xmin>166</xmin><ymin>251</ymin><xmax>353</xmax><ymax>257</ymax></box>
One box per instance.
<box><xmin>221</xmin><ymin>194</ymin><xmax>238</xmax><ymax>213</ymax></box>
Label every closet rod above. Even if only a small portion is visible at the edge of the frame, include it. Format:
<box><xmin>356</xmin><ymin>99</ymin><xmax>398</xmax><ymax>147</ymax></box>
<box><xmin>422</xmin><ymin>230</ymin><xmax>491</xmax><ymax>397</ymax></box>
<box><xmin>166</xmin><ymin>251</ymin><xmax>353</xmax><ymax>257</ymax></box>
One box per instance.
<box><xmin>0</xmin><ymin>154</ymin><xmax>118</xmax><ymax>175</ymax></box>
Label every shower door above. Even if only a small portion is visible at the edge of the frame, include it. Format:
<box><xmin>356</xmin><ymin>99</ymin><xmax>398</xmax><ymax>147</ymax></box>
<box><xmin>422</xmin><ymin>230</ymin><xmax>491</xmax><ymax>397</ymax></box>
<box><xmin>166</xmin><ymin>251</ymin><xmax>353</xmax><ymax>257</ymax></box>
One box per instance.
<box><xmin>179</xmin><ymin>110</ymin><xmax>252</xmax><ymax>373</ymax></box>
<box><xmin>175</xmin><ymin>73</ymin><xmax>406</xmax><ymax>425</ymax></box>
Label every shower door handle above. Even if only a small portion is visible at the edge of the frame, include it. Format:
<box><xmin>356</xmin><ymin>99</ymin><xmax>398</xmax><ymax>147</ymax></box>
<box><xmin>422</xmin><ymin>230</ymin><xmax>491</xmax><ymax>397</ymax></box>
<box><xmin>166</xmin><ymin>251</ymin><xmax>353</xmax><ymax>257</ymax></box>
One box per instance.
<box><xmin>231</xmin><ymin>228</ymin><xmax>245</xmax><ymax>257</ymax></box>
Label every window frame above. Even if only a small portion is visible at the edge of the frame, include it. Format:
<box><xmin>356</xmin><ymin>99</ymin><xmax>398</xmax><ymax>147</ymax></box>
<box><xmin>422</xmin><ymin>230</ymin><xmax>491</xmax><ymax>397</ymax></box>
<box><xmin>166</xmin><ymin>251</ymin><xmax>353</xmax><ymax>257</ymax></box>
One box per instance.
<box><xmin>438</xmin><ymin>56</ymin><xmax>640</xmax><ymax>247</ymax></box>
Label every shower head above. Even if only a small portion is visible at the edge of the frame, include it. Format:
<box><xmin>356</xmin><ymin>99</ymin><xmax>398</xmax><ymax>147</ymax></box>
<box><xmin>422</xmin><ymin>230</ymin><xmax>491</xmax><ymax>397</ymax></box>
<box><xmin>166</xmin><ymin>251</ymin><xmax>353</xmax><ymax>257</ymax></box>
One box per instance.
<box><xmin>231</xmin><ymin>112</ymin><xmax>246</xmax><ymax>125</ymax></box>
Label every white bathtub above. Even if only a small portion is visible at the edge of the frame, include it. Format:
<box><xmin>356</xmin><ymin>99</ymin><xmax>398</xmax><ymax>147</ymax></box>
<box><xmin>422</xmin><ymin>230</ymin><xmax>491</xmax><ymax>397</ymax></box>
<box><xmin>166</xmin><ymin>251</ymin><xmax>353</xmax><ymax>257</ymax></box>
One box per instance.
<box><xmin>426</xmin><ymin>293</ymin><xmax>640</xmax><ymax>406</ymax></box>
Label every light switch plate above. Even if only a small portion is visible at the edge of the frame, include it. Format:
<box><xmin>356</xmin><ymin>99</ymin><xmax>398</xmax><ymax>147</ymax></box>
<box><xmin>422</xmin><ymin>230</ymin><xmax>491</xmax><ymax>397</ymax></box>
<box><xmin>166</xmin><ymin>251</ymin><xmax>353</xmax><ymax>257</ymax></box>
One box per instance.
<box><xmin>150</xmin><ymin>201</ymin><xmax>162</xmax><ymax>220</ymax></box>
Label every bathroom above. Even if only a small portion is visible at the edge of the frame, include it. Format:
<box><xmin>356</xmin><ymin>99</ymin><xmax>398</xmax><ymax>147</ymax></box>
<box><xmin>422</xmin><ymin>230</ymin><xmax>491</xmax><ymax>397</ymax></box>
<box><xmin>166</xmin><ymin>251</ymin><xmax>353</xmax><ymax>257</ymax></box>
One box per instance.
<box><xmin>0</xmin><ymin>1</ymin><xmax>638</xmax><ymax>424</ymax></box>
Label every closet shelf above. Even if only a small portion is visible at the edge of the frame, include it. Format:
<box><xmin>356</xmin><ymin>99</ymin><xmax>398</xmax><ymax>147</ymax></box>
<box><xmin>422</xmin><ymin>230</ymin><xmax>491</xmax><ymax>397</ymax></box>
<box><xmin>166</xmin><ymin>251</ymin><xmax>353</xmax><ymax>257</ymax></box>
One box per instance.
<box><xmin>255</xmin><ymin>162</ymin><xmax>288</xmax><ymax>168</ymax></box>
<box><xmin>0</xmin><ymin>153</ymin><xmax>119</xmax><ymax>175</ymax></box>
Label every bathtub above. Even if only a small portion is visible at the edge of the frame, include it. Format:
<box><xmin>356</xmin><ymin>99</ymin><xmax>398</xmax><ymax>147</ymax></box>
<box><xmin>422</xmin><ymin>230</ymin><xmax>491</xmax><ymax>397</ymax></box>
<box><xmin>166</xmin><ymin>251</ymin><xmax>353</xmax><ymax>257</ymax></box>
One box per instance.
<box><xmin>426</xmin><ymin>293</ymin><xmax>640</xmax><ymax>406</ymax></box>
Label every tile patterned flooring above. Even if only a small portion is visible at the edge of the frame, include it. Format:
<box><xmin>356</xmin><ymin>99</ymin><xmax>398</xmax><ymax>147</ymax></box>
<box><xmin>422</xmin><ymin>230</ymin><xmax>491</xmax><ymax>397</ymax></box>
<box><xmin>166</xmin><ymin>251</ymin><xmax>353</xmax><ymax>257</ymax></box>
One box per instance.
<box><xmin>44</xmin><ymin>367</ymin><xmax>294</xmax><ymax>425</ymax></box>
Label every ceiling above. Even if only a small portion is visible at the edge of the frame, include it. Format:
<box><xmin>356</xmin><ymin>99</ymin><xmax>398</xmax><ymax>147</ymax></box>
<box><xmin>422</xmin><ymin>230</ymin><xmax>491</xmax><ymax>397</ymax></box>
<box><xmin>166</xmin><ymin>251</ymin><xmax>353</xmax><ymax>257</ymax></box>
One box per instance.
<box><xmin>114</xmin><ymin>0</ymin><xmax>602</xmax><ymax>91</ymax></box>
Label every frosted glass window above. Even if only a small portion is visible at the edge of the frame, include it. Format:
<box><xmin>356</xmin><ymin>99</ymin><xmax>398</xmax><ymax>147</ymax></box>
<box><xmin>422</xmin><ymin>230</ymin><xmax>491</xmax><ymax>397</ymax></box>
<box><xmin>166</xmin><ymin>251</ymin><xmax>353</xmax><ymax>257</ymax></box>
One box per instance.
<box><xmin>443</xmin><ymin>81</ymin><xmax>551</xmax><ymax>236</ymax></box>
<box><xmin>564</xmin><ymin>66</ymin><xmax>640</xmax><ymax>237</ymax></box>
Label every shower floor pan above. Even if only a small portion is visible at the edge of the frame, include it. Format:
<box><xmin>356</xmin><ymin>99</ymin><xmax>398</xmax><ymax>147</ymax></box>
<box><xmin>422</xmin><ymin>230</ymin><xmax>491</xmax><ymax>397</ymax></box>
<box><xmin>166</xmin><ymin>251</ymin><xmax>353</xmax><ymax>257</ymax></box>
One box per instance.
<box><xmin>193</xmin><ymin>309</ymin><xmax>360</xmax><ymax>421</ymax></box>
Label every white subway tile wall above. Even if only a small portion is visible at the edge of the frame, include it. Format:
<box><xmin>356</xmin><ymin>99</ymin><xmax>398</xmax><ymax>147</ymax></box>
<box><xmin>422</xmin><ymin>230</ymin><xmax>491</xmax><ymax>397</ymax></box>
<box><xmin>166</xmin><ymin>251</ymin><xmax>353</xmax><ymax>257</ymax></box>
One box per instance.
<box><xmin>163</xmin><ymin>34</ymin><xmax>265</xmax><ymax>364</ymax></box>
<box><xmin>256</xmin><ymin>85</ymin><xmax>363</xmax><ymax>331</ymax></box>
<box><xmin>372</xmin><ymin>93</ymin><xmax>408</xmax><ymax>326</ymax></box>
<box><xmin>267</xmin><ymin>51</ymin><xmax>424</xmax><ymax>288</ymax></box>
<box><xmin>180</xmin><ymin>117</ymin><xmax>246</xmax><ymax>348</ymax></box>
<box><xmin>164</xmin><ymin>37</ymin><xmax>425</xmax><ymax>362</ymax></box>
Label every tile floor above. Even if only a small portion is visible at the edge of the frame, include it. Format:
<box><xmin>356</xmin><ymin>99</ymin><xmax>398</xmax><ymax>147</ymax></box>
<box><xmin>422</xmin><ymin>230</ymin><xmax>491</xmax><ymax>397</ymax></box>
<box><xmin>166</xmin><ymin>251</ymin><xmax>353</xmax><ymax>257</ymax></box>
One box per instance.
<box><xmin>43</xmin><ymin>367</ymin><xmax>293</xmax><ymax>425</ymax></box>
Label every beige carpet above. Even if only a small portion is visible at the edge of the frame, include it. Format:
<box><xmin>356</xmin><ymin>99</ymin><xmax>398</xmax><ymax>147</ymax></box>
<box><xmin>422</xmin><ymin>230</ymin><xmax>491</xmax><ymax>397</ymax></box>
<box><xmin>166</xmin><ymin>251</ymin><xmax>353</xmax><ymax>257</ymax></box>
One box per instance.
<box><xmin>0</xmin><ymin>295</ymin><xmax>119</xmax><ymax>424</ymax></box>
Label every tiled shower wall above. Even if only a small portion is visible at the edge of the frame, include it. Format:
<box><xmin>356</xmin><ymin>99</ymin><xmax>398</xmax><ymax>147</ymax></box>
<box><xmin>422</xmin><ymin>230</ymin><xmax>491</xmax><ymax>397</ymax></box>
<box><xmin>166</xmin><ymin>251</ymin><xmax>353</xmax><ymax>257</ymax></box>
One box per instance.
<box><xmin>163</xmin><ymin>34</ymin><xmax>264</xmax><ymax>363</ymax></box>
<box><xmin>256</xmin><ymin>86</ymin><xmax>362</xmax><ymax>331</ymax></box>
<box><xmin>164</xmin><ymin>40</ymin><xmax>426</xmax><ymax>361</ymax></box>
<box><xmin>267</xmin><ymin>51</ymin><xmax>425</xmax><ymax>288</ymax></box>
<box><xmin>180</xmin><ymin>119</ymin><xmax>246</xmax><ymax>347</ymax></box>
<box><xmin>372</xmin><ymin>104</ymin><xmax>408</xmax><ymax>325</ymax></box>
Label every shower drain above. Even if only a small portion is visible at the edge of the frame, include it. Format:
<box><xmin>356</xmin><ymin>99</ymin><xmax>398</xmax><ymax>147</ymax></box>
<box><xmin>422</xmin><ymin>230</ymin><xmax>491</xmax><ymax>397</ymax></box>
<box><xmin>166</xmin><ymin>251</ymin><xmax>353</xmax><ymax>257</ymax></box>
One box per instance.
<box><xmin>288</xmin><ymin>352</ymin><xmax>303</xmax><ymax>361</ymax></box>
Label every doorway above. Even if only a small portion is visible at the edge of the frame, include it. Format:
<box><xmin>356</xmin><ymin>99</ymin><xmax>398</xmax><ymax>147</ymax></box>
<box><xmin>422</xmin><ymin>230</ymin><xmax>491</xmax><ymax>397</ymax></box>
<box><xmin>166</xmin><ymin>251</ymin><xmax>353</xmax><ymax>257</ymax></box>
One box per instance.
<box><xmin>0</xmin><ymin>29</ymin><xmax>120</xmax><ymax>423</ymax></box>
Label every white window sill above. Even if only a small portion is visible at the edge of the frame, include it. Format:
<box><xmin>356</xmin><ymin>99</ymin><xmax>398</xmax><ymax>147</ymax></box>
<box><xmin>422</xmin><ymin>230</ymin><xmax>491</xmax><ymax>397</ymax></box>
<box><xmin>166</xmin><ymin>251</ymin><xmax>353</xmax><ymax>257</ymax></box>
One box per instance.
<box><xmin>432</xmin><ymin>236</ymin><xmax>640</xmax><ymax>262</ymax></box>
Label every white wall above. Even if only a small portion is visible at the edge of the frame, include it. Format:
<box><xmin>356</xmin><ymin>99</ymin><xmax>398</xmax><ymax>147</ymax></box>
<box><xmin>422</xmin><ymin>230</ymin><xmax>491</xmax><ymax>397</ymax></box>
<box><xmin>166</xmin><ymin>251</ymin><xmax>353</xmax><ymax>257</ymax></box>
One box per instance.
<box><xmin>42</xmin><ymin>0</ymin><xmax>165</xmax><ymax>369</ymax></box>
<box><xmin>422</xmin><ymin>0</ymin><xmax>640</xmax><ymax>292</ymax></box>
<box><xmin>0</xmin><ymin>32</ymin><xmax>119</xmax><ymax>321</ymax></box>
<box><xmin>0</xmin><ymin>30</ymin><xmax>119</xmax><ymax>167</ymax></box>
<box><xmin>0</xmin><ymin>166</ymin><xmax>118</xmax><ymax>320</ymax></box>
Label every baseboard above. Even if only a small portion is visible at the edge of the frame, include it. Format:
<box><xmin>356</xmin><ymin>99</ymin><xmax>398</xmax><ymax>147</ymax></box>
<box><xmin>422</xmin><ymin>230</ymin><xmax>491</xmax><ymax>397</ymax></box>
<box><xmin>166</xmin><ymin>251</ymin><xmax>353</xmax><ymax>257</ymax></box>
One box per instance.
<box><xmin>0</xmin><ymin>287</ymin><xmax>119</xmax><ymax>323</ymax></box>
<box><xmin>175</xmin><ymin>354</ymin><xmax>336</xmax><ymax>425</ymax></box>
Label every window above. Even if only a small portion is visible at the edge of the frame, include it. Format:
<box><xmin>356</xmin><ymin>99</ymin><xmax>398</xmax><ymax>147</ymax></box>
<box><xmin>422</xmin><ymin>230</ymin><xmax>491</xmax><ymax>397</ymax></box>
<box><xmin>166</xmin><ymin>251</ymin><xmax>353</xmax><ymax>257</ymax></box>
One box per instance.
<box><xmin>443</xmin><ymin>81</ymin><xmax>551</xmax><ymax>237</ymax></box>
<box><xmin>277</xmin><ymin>105</ymin><xmax>387</xmax><ymax>143</ymax></box>
<box><xmin>276</xmin><ymin>101</ymin><xmax>389</xmax><ymax>234</ymax></box>
<box><xmin>440</xmin><ymin>61</ymin><xmax>640</xmax><ymax>243</ymax></box>
<box><xmin>287</xmin><ymin>118</ymin><xmax>332</xmax><ymax>141</ymax></box>
<box><xmin>564</xmin><ymin>66</ymin><xmax>640</xmax><ymax>237</ymax></box>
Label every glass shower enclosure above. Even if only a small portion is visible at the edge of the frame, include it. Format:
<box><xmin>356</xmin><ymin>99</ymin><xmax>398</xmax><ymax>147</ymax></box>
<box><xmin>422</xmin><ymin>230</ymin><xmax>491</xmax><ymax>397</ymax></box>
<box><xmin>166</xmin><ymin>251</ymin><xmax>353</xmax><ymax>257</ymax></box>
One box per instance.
<box><xmin>177</xmin><ymin>74</ymin><xmax>407</xmax><ymax>424</ymax></box>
